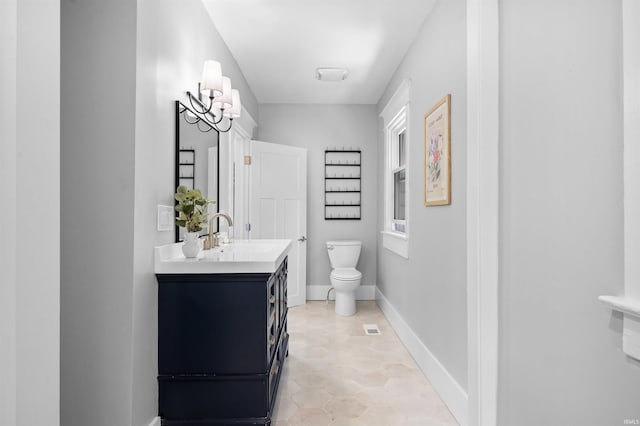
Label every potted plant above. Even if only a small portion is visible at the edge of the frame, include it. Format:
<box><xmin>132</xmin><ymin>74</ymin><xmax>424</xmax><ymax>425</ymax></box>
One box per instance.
<box><xmin>175</xmin><ymin>185</ymin><xmax>215</xmax><ymax>258</ymax></box>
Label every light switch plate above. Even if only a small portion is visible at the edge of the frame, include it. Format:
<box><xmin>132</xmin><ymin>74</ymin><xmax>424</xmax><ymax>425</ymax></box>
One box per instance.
<box><xmin>157</xmin><ymin>205</ymin><xmax>174</xmax><ymax>231</ymax></box>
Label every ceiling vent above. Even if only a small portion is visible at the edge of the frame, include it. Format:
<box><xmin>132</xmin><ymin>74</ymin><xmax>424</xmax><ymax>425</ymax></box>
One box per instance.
<box><xmin>315</xmin><ymin>67</ymin><xmax>349</xmax><ymax>82</ymax></box>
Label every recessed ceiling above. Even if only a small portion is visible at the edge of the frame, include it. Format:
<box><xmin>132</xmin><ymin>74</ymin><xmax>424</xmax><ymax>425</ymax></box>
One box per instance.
<box><xmin>201</xmin><ymin>0</ymin><xmax>437</xmax><ymax>104</ymax></box>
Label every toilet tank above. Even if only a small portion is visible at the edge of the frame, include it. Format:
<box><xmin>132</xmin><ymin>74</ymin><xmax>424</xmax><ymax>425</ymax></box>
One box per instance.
<box><xmin>326</xmin><ymin>240</ymin><xmax>362</xmax><ymax>269</ymax></box>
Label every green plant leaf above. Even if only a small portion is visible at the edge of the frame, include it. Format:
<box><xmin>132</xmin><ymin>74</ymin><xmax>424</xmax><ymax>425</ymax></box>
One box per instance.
<box><xmin>174</xmin><ymin>186</ymin><xmax>214</xmax><ymax>231</ymax></box>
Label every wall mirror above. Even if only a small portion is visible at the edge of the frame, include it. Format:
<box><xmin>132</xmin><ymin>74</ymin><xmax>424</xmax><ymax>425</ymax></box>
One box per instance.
<box><xmin>175</xmin><ymin>101</ymin><xmax>220</xmax><ymax>242</ymax></box>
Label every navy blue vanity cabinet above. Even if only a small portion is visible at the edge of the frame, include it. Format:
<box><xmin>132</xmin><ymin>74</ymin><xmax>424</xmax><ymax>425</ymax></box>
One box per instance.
<box><xmin>156</xmin><ymin>257</ymin><xmax>288</xmax><ymax>426</ymax></box>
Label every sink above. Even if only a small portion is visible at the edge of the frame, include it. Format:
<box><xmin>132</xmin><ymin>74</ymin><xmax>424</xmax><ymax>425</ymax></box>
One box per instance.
<box><xmin>200</xmin><ymin>240</ymin><xmax>284</xmax><ymax>256</ymax></box>
<box><xmin>154</xmin><ymin>239</ymin><xmax>292</xmax><ymax>274</ymax></box>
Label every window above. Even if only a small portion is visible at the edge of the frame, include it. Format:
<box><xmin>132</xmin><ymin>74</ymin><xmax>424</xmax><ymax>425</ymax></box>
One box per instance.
<box><xmin>380</xmin><ymin>80</ymin><xmax>410</xmax><ymax>258</ymax></box>
<box><xmin>392</xmin><ymin>131</ymin><xmax>407</xmax><ymax>233</ymax></box>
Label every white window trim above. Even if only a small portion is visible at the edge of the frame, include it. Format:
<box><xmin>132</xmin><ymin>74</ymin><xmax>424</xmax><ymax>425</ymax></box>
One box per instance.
<box><xmin>380</xmin><ymin>79</ymin><xmax>411</xmax><ymax>259</ymax></box>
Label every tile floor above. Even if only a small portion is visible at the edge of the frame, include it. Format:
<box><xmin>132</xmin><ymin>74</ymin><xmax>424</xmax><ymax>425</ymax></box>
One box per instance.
<box><xmin>272</xmin><ymin>301</ymin><xmax>458</xmax><ymax>426</ymax></box>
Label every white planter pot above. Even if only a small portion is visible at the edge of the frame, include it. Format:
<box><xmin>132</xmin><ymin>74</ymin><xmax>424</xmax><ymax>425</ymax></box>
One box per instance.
<box><xmin>182</xmin><ymin>232</ymin><xmax>201</xmax><ymax>258</ymax></box>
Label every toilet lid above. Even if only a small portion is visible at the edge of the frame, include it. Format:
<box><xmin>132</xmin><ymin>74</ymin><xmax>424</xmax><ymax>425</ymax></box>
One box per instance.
<box><xmin>331</xmin><ymin>268</ymin><xmax>362</xmax><ymax>280</ymax></box>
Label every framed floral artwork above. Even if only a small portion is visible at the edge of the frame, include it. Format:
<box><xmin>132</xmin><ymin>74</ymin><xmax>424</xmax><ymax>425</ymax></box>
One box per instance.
<box><xmin>424</xmin><ymin>94</ymin><xmax>451</xmax><ymax>206</ymax></box>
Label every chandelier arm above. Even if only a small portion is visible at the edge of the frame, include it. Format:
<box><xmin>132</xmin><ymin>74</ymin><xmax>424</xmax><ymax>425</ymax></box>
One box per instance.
<box><xmin>196</xmin><ymin>119</ymin><xmax>213</xmax><ymax>133</ymax></box>
<box><xmin>202</xmin><ymin>107</ymin><xmax>225</xmax><ymax>126</ymax></box>
<box><xmin>198</xmin><ymin>111</ymin><xmax>232</xmax><ymax>132</ymax></box>
<box><xmin>215</xmin><ymin>117</ymin><xmax>233</xmax><ymax>133</ymax></box>
<box><xmin>187</xmin><ymin>91</ymin><xmax>228</xmax><ymax>126</ymax></box>
<box><xmin>212</xmin><ymin>109</ymin><xmax>225</xmax><ymax>125</ymax></box>
<box><xmin>182</xmin><ymin>111</ymin><xmax>201</xmax><ymax>125</ymax></box>
<box><xmin>184</xmin><ymin>83</ymin><xmax>234</xmax><ymax>133</ymax></box>
<box><xmin>187</xmin><ymin>91</ymin><xmax>214</xmax><ymax>115</ymax></box>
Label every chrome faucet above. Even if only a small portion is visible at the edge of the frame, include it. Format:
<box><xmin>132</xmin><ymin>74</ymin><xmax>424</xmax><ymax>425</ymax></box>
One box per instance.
<box><xmin>204</xmin><ymin>213</ymin><xmax>233</xmax><ymax>249</ymax></box>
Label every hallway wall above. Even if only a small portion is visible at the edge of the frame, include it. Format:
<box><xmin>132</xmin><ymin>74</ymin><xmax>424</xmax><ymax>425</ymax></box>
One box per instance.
<box><xmin>0</xmin><ymin>1</ymin><xmax>18</xmax><ymax>422</ymax></box>
<box><xmin>376</xmin><ymin>0</ymin><xmax>468</xmax><ymax>395</ymax></box>
<box><xmin>61</xmin><ymin>0</ymin><xmax>136</xmax><ymax>425</ymax></box>
<box><xmin>1</xmin><ymin>1</ymin><xmax>60</xmax><ymax>425</ymax></box>
<box><xmin>257</xmin><ymin>104</ymin><xmax>378</xmax><ymax>294</ymax></box>
<box><xmin>498</xmin><ymin>1</ymin><xmax>640</xmax><ymax>425</ymax></box>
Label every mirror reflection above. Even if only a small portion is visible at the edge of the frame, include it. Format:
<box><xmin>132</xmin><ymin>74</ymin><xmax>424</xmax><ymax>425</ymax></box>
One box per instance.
<box><xmin>175</xmin><ymin>101</ymin><xmax>219</xmax><ymax>242</ymax></box>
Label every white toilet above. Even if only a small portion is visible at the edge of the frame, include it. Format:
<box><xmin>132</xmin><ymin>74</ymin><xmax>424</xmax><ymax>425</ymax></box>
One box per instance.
<box><xmin>326</xmin><ymin>240</ymin><xmax>362</xmax><ymax>316</ymax></box>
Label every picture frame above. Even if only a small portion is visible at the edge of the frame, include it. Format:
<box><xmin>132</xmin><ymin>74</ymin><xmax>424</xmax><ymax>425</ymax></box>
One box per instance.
<box><xmin>424</xmin><ymin>94</ymin><xmax>451</xmax><ymax>206</ymax></box>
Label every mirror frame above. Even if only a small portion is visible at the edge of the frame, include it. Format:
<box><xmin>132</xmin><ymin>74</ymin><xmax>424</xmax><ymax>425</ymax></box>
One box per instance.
<box><xmin>174</xmin><ymin>100</ymin><xmax>220</xmax><ymax>242</ymax></box>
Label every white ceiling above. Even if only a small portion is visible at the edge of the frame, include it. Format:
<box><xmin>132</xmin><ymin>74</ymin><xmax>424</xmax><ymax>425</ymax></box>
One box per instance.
<box><xmin>201</xmin><ymin>0</ymin><xmax>437</xmax><ymax>105</ymax></box>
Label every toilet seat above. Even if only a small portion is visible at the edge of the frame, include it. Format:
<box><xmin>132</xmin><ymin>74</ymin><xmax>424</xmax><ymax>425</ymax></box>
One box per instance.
<box><xmin>331</xmin><ymin>268</ymin><xmax>362</xmax><ymax>281</ymax></box>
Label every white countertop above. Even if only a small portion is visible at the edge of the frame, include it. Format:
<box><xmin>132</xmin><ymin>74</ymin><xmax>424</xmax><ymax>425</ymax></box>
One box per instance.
<box><xmin>154</xmin><ymin>239</ymin><xmax>292</xmax><ymax>274</ymax></box>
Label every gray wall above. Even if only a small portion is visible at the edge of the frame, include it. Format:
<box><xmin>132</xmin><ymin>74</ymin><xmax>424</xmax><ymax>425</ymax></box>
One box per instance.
<box><xmin>1</xmin><ymin>0</ymin><xmax>60</xmax><ymax>424</ymax></box>
<box><xmin>61</xmin><ymin>0</ymin><xmax>258</xmax><ymax>423</ymax></box>
<box><xmin>133</xmin><ymin>0</ymin><xmax>259</xmax><ymax>424</ymax></box>
<box><xmin>61</xmin><ymin>0</ymin><xmax>136</xmax><ymax>425</ymax></box>
<box><xmin>0</xmin><ymin>1</ymin><xmax>18</xmax><ymax>422</ymax></box>
<box><xmin>61</xmin><ymin>0</ymin><xmax>259</xmax><ymax>423</ymax></box>
<box><xmin>257</xmin><ymin>104</ymin><xmax>378</xmax><ymax>291</ymax></box>
<box><xmin>498</xmin><ymin>1</ymin><xmax>640</xmax><ymax>424</ymax></box>
<box><xmin>376</xmin><ymin>0</ymin><xmax>468</xmax><ymax>389</ymax></box>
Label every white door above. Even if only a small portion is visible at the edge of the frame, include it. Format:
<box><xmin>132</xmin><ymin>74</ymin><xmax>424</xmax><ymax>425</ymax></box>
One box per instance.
<box><xmin>249</xmin><ymin>140</ymin><xmax>307</xmax><ymax>306</ymax></box>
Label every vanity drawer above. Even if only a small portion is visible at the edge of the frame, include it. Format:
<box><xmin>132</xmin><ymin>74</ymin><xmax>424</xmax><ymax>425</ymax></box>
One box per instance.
<box><xmin>268</xmin><ymin>319</ymin><xmax>277</xmax><ymax>360</ymax></box>
<box><xmin>274</xmin><ymin>261</ymin><xmax>285</xmax><ymax>332</ymax></box>
<box><xmin>281</xmin><ymin>272</ymin><xmax>288</xmax><ymax>323</ymax></box>
<box><xmin>159</xmin><ymin>375</ymin><xmax>269</xmax><ymax>421</ymax></box>
<box><xmin>268</xmin><ymin>352</ymin><xmax>281</xmax><ymax>404</ymax></box>
<box><xmin>276</xmin><ymin>258</ymin><xmax>287</xmax><ymax>327</ymax></box>
<box><xmin>268</xmin><ymin>277</ymin><xmax>276</xmax><ymax>331</ymax></box>
<box><xmin>268</xmin><ymin>328</ymin><xmax>289</xmax><ymax>408</ymax></box>
<box><xmin>158</xmin><ymin>274</ymin><xmax>270</xmax><ymax>375</ymax></box>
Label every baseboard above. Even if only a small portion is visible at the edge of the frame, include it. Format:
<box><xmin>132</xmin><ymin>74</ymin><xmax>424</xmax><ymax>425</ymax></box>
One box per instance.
<box><xmin>376</xmin><ymin>287</ymin><xmax>469</xmax><ymax>426</ymax></box>
<box><xmin>306</xmin><ymin>284</ymin><xmax>376</xmax><ymax>301</ymax></box>
<box><xmin>147</xmin><ymin>416</ymin><xmax>161</xmax><ymax>426</ymax></box>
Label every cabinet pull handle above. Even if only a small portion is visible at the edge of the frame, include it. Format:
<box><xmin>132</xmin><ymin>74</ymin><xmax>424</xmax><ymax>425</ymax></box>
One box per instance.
<box><xmin>269</xmin><ymin>295</ymin><xmax>276</xmax><ymax>304</ymax></box>
<box><xmin>269</xmin><ymin>335</ymin><xmax>276</xmax><ymax>346</ymax></box>
<box><xmin>271</xmin><ymin>363</ymin><xmax>280</xmax><ymax>376</ymax></box>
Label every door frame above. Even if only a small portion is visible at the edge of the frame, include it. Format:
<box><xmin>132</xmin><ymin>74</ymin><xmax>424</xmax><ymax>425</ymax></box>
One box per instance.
<box><xmin>222</xmin><ymin>107</ymin><xmax>256</xmax><ymax>240</ymax></box>
<box><xmin>466</xmin><ymin>0</ymin><xmax>499</xmax><ymax>425</ymax></box>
